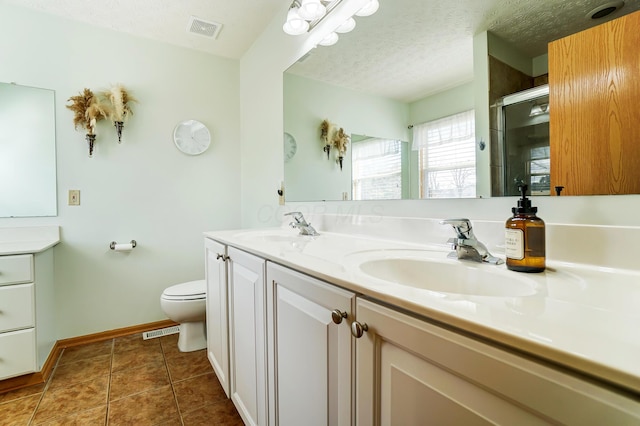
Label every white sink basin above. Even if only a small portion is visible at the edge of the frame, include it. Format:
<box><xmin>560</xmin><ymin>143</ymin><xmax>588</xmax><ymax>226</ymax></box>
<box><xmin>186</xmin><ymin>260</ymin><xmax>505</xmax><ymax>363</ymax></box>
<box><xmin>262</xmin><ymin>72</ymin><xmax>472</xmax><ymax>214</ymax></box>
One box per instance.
<box><xmin>358</xmin><ymin>257</ymin><xmax>536</xmax><ymax>297</ymax></box>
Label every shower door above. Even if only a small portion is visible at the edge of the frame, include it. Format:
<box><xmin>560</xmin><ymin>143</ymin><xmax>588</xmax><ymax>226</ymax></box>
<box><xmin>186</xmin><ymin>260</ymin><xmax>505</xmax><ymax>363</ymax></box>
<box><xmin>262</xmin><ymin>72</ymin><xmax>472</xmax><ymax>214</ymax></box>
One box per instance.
<box><xmin>499</xmin><ymin>85</ymin><xmax>550</xmax><ymax>196</ymax></box>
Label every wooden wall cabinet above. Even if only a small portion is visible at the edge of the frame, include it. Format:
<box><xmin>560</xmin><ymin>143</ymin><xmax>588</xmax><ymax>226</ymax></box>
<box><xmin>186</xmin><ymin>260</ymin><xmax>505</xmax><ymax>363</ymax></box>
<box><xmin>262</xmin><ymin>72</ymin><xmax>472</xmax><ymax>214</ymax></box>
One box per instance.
<box><xmin>549</xmin><ymin>10</ymin><xmax>640</xmax><ymax>195</ymax></box>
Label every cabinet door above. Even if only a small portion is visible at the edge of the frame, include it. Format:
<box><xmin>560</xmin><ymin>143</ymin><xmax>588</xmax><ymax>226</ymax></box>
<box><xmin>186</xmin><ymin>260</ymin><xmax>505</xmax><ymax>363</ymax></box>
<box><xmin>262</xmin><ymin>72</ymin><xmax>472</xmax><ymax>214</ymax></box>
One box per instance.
<box><xmin>267</xmin><ymin>263</ymin><xmax>354</xmax><ymax>426</ymax></box>
<box><xmin>204</xmin><ymin>238</ymin><xmax>230</xmax><ymax>397</ymax></box>
<box><xmin>0</xmin><ymin>328</ymin><xmax>36</xmax><ymax>379</ymax></box>
<box><xmin>549</xmin><ymin>10</ymin><xmax>640</xmax><ymax>195</ymax></box>
<box><xmin>354</xmin><ymin>298</ymin><xmax>640</xmax><ymax>425</ymax></box>
<box><xmin>228</xmin><ymin>247</ymin><xmax>267</xmax><ymax>426</ymax></box>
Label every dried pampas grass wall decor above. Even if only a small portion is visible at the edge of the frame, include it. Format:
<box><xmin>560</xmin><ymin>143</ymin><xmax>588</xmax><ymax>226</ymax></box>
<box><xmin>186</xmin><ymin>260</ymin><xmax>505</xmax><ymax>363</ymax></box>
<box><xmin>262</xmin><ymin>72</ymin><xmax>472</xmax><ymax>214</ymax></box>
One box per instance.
<box><xmin>333</xmin><ymin>127</ymin><xmax>350</xmax><ymax>170</ymax></box>
<box><xmin>66</xmin><ymin>88</ymin><xmax>107</xmax><ymax>157</ymax></box>
<box><xmin>320</xmin><ymin>119</ymin><xmax>335</xmax><ymax>159</ymax></box>
<box><xmin>318</xmin><ymin>119</ymin><xmax>350</xmax><ymax>170</ymax></box>
<box><xmin>102</xmin><ymin>84</ymin><xmax>137</xmax><ymax>143</ymax></box>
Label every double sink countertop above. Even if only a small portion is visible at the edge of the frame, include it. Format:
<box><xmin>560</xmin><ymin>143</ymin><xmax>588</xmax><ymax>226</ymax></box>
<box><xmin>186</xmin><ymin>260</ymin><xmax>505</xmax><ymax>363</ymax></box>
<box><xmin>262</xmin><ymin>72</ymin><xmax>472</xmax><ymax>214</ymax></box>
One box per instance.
<box><xmin>205</xmin><ymin>226</ymin><xmax>640</xmax><ymax>396</ymax></box>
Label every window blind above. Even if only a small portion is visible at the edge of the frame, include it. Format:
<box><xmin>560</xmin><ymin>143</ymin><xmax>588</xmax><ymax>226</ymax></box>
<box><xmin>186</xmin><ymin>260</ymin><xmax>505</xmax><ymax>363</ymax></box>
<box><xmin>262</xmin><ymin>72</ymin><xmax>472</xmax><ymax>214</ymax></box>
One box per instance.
<box><xmin>412</xmin><ymin>110</ymin><xmax>476</xmax><ymax>198</ymax></box>
<box><xmin>352</xmin><ymin>138</ymin><xmax>403</xmax><ymax>200</ymax></box>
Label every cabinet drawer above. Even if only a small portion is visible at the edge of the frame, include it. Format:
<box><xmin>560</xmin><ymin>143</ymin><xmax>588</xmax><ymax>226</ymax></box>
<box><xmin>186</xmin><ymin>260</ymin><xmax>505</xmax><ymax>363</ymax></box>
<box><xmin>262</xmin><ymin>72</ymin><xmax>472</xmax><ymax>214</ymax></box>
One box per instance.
<box><xmin>0</xmin><ymin>254</ymin><xmax>33</xmax><ymax>286</ymax></box>
<box><xmin>0</xmin><ymin>328</ymin><xmax>36</xmax><ymax>380</ymax></box>
<box><xmin>0</xmin><ymin>283</ymin><xmax>35</xmax><ymax>332</ymax></box>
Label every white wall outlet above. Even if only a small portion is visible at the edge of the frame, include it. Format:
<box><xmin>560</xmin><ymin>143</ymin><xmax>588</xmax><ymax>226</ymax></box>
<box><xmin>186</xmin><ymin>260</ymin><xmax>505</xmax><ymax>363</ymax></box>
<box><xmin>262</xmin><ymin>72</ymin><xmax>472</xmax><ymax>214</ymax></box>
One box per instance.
<box><xmin>68</xmin><ymin>189</ymin><xmax>80</xmax><ymax>206</ymax></box>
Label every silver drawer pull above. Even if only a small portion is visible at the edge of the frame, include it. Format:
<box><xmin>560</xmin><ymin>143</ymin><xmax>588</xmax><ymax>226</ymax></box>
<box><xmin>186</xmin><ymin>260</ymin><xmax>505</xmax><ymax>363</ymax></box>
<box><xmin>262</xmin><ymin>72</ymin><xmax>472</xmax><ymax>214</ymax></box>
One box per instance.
<box><xmin>331</xmin><ymin>309</ymin><xmax>347</xmax><ymax>324</ymax></box>
<box><xmin>351</xmin><ymin>321</ymin><xmax>368</xmax><ymax>338</ymax></box>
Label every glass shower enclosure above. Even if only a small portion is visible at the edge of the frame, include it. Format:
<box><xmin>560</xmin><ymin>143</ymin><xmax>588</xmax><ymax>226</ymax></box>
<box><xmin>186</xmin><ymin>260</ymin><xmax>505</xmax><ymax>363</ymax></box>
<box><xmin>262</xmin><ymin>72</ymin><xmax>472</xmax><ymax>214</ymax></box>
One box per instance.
<box><xmin>498</xmin><ymin>84</ymin><xmax>550</xmax><ymax>196</ymax></box>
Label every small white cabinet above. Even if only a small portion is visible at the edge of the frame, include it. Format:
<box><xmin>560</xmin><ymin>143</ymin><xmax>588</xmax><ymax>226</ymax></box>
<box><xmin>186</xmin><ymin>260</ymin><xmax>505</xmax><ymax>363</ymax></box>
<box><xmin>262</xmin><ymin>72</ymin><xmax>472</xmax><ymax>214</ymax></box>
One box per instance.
<box><xmin>267</xmin><ymin>263</ymin><xmax>354</xmax><ymax>426</ymax></box>
<box><xmin>354</xmin><ymin>298</ymin><xmax>640</xmax><ymax>425</ymax></box>
<box><xmin>204</xmin><ymin>238</ymin><xmax>230</xmax><ymax>396</ymax></box>
<box><xmin>0</xmin><ymin>249</ymin><xmax>55</xmax><ymax>380</ymax></box>
<box><xmin>227</xmin><ymin>247</ymin><xmax>268</xmax><ymax>426</ymax></box>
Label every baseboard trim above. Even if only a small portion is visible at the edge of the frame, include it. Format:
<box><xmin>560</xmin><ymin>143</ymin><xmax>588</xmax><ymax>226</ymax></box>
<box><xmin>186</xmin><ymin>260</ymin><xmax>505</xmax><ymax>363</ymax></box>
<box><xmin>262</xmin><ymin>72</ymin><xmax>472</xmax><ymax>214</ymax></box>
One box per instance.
<box><xmin>0</xmin><ymin>319</ymin><xmax>178</xmax><ymax>394</ymax></box>
<box><xmin>56</xmin><ymin>319</ymin><xmax>178</xmax><ymax>349</ymax></box>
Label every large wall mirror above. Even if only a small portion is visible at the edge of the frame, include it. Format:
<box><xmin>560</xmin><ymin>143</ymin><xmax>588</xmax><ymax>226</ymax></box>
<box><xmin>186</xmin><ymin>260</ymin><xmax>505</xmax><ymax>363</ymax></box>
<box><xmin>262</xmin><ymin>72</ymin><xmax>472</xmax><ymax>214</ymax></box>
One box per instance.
<box><xmin>0</xmin><ymin>82</ymin><xmax>57</xmax><ymax>217</ymax></box>
<box><xmin>283</xmin><ymin>0</ymin><xmax>639</xmax><ymax>202</ymax></box>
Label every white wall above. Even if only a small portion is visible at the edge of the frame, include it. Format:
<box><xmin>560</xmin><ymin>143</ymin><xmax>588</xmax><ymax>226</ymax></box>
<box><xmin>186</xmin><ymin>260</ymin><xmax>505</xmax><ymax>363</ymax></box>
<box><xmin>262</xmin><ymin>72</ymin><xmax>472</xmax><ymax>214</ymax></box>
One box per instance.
<box><xmin>409</xmin><ymin>82</ymin><xmax>475</xmax><ymax>126</ymax></box>
<box><xmin>283</xmin><ymin>73</ymin><xmax>408</xmax><ymax>201</ymax></box>
<box><xmin>0</xmin><ymin>4</ymin><xmax>241</xmax><ymax>338</ymax></box>
<box><xmin>240</xmin><ymin>3</ymin><xmax>640</xmax><ymax>228</ymax></box>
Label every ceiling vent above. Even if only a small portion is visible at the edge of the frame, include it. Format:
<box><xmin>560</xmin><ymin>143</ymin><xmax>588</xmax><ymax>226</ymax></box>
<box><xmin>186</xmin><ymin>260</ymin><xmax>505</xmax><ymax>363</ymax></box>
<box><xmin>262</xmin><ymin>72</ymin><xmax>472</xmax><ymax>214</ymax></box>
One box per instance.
<box><xmin>587</xmin><ymin>1</ymin><xmax>625</xmax><ymax>19</ymax></box>
<box><xmin>187</xmin><ymin>16</ymin><xmax>223</xmax><ymax>39</ymax></box>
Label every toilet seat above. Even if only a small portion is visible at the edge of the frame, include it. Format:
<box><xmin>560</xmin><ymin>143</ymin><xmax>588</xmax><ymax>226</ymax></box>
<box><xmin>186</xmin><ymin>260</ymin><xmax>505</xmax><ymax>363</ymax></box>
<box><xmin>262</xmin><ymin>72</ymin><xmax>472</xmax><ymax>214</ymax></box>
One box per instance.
<box><xmin>162</xmin><ymin>280</ymin><xmax>205</xmax><ymax>301</ymax></box>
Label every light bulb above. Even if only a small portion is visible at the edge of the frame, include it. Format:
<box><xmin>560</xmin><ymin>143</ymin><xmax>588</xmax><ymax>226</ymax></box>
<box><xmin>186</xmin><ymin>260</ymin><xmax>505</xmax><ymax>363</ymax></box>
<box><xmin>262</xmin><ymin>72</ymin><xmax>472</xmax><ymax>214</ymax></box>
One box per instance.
<box><xmin>336</xmin><ymin>17</ymin><xmax>356</xmax><ymax>33</ymax></box>
<box><xmin>319</xmin><ymin>32</ymin><xmax>339</xmax><ymax>46</ymax></box>
<box><xmin>283</xmin><ymin>7</ymin><xmax>309</xmax><ymax>35</ymax></box>
<box><xmin>298</xmin><ymin>0</ymin><xmax>326</xmax><ymax>21</ymax></box>
<box><xmin>355</xmin><ymin>0</ymin><xmax>379</xmax><ymax>17</ymax></box>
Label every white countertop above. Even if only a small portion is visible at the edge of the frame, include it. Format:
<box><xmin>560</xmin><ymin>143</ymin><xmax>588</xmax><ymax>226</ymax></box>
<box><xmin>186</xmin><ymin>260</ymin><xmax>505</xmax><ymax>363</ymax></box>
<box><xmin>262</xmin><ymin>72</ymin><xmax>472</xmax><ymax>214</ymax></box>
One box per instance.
<box><xmin>204</xmin><ymin>226</ymin><xmax>640</xmax><ymax>395</ymax></box>
<box><xmin>0</xmin><ymin>226</ymin><xmax>60</xmax><ymax>255</ymax></box>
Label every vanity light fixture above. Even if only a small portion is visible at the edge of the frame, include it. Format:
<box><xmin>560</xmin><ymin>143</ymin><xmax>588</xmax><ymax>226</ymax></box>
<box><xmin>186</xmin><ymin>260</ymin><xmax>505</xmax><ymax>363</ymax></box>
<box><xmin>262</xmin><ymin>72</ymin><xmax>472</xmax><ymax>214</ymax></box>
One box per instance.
<box><xmin>319</xmin><ymin>32</ymin><xmax>339</xmax><ymax>46</ymax></box>
<box><xmin>355</xmin><ymin>0</ymin><xmax>379</xmax><ymax>16</ymax></box>
<box><xmin>282</xmin><ymin>0</ymin><xmax>378</xmax><ymax>42</ymax></box>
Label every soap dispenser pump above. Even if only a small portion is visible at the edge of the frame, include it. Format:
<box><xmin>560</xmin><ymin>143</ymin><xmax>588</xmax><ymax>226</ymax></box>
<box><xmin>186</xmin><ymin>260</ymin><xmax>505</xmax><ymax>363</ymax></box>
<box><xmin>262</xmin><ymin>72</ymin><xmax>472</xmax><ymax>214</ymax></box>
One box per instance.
<box><xmin>505</xmin><ymin>184</ymin><xmax>545</xmax><ymax>272</ymax></box>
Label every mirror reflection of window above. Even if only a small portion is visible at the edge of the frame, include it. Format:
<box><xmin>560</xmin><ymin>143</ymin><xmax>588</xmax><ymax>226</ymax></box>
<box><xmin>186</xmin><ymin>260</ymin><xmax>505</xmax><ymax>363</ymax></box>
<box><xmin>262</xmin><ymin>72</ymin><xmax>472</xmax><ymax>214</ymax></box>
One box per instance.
<box><xmin>352</xmin><ymin>138</ymin><xmax>407</xmax><ymax>200</ymax></box>
<box><xmin>412</xmin><ymin>110</ymin><xmax>476</xmax><ymax>199</ymax></box>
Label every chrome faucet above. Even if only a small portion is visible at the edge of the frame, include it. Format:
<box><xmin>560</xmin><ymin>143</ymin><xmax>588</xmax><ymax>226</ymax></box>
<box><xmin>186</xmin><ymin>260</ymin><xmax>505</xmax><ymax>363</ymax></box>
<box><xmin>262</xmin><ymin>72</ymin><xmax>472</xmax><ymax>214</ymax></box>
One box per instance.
<box><xmin>284</xmin><ymin>211</ymin><xmax>319</xmax><ymax>236</ymax></box>
<box><xmin>440</xmin><ymin>218</ymin><xmax>503</xmax><ymax>265</ymax></box>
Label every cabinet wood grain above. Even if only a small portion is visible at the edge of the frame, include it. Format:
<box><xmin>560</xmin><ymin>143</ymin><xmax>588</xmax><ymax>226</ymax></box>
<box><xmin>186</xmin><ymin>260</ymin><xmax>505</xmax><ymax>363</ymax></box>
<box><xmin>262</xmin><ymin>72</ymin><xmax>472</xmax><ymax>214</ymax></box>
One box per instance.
<box><xmin>549</xmin><ymin>10</ymin><xmax>640</xmax><ymax>195</ymax></box>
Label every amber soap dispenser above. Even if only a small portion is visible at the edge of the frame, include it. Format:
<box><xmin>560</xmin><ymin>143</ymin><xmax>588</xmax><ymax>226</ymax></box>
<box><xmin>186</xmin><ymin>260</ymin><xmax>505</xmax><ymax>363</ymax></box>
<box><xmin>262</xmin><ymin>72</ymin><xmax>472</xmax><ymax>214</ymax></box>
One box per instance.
<box><xmin>505</xmin><ymin>185</ymin><xmax>545</xmax><ymax>272</ymax></box>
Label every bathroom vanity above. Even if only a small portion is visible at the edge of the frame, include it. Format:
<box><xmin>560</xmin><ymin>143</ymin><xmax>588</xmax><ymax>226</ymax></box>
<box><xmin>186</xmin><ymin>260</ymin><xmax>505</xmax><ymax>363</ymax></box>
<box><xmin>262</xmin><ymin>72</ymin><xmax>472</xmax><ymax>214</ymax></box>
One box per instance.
<box><xmin>204</xmin><ymin>218</ymin><xmax>640</xmax><ymax>425</ymax></box>
<box><xmin>0</xmin><ymin>226</ymin><xmax>59</xmax><ymax>381</ymax></box>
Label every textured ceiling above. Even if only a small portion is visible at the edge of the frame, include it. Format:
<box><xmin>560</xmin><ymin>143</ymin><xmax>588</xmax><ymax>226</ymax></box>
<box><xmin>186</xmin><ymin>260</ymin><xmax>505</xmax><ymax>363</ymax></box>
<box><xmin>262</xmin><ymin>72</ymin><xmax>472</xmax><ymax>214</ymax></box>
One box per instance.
<box><xmin>2</xmin><ymin>0</ymin><xmax>286</xmax><ymax>59</ymax></box>
<box><xmin>290</xmin><ymin>0</ymin><xmax>640</xmax><ymax>102</ymax></box>
<box><xmin>4</xmin><ymin>0</ymin><xmax>640</xmax><ymax>101</ymax></box>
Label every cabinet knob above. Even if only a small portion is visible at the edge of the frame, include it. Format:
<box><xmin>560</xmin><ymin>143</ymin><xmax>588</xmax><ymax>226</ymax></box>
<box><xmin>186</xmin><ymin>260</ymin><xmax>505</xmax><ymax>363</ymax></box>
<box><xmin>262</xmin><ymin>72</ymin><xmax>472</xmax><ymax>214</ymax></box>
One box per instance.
<box><xmin>331</xmin><ymin>309</ymin><xmax>348</xmax><ymax>324</ymax></box>
<box><xmin>351</xmin><ymin>321</ymin><xmax>368</xmax><ymax>338</ymax></box>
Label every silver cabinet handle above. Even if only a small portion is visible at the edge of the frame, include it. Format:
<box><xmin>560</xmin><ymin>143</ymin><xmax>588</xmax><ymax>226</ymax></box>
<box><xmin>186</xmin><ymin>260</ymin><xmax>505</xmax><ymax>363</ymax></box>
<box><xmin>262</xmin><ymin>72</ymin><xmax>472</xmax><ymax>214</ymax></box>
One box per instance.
<box><xmin>351</xmin><ymin>321</ymin><xmax>368</xmax><ymax>338</ymax></box>
<box><xmin>216</xmin><ymin>253</ymin><xmax>230</xmax><ymax>261</ymax></box>
<box><xmin>331</xmin><ymin>309</ymin><xmax>347</xmax><ymax>324</ymax></box>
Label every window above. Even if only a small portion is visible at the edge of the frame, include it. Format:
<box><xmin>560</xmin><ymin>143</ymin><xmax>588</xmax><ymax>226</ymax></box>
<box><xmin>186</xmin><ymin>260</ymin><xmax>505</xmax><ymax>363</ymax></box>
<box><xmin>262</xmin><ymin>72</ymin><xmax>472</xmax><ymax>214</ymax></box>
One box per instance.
<box><xmin>352</xmin><ymin>138</ymin><xmax>404</xmax><ymax>200</ymax></box>
<box><xmin>412</xmin><ymin>110</ymin><xmax>476</xmax><ymax>198</ymax></box>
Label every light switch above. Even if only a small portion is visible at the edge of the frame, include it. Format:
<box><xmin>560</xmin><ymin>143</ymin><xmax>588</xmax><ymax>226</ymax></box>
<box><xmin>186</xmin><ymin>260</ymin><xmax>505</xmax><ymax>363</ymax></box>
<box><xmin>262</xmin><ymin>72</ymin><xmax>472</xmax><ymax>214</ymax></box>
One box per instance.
<box><xmin>68</xmin><ymin>190</ymin><xmax>80</xmax><ymax>206</ymax></box>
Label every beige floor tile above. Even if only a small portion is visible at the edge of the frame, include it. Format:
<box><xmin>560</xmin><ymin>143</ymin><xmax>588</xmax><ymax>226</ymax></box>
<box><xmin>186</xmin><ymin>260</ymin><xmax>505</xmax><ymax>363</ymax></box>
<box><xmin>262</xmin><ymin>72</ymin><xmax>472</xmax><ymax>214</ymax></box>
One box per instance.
<box><xmin>113</xmin><ymin>333</ymin><xmax>161</xmax><ymax>353</ymax></box>
<box><xmin>107</xmin><ymin>385</ymin><xmax>180</xmax><ymax>426</ymax></box>
<box><xmin>32</xmin><ymin>376</ymin><xmax>108</xmax><ymax>424</ymax></box>
<box><xmin>0</xmin><ymin>394</ymin><xmax>40</xmax><ymax>426</ymax></box>
<box><xmin>109</xmin><ymin>360</ymin><xmax>170</xmax><ymax>401</ymax></box>
<box><xmin>37</xmin><ymin>405</ymin><xmax>107</xmax><ymax>426</ymax></box>
<box><xmin>159</xmin><ymin>334</ymin><xmax>181</xmax><ymax>359</ymax></box>
<box><xmin>181</xmin><ymin>399</ymin><xmax>244</xmax><ymax>426</ymax></box>
<box><xmin>48</xmin><ymin>355</ymin><xmax>111</xmax><ymax>390</ymax></box>
<box><xmin>112</xmin><ymin>344</ymin><xmax>163</xmax><ymax>372</ymax></box>
<box><xmin>174</xmin><ymin>372</ymin><xmax>227</xmax><ymax>414</ymax></box>
<box><xmin>165</xmin><ymin>349</ymin><xmax>212</xmax><ymax>382</ymax></box>
<box><xmin>58</xmin><ymin>340</ymin><xmax>113</xmax><ymax>365</ymax></box>
<box><xmin>0</xmin><ymin>383</ymin><xmax>44</xmax><ymax>404</ymax></box>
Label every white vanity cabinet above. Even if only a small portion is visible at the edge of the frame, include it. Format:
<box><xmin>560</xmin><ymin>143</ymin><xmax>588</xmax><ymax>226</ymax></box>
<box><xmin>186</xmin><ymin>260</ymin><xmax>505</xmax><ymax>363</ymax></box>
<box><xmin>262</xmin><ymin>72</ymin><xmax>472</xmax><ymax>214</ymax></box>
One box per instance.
<box><xmin>204</xmin><ymin>238</ymin><xmax>230</xmax><ymax>396</ymax></box>
<box><xmin>227</xmin><ymin>246</ymin><xmax>269</xmax><ymax>426</ymax></box>
<box><xmin>203</xmin><ymin>231</ymin><xmax>640</xmax><ymax>426</ymax></box>
<box><xmin>353</xmin><ymin>298</ymin><xmax>640</xmax><ymax>425</ymax></box>
<box><xmin>0</xmin><ymin>249</ymin><xmax>55</xmax><ymax>380</ymax></box>
<box><xmin>266</xmin><ymin>263</ymin><xmax>354</xmax><ymax>426</ymax></box>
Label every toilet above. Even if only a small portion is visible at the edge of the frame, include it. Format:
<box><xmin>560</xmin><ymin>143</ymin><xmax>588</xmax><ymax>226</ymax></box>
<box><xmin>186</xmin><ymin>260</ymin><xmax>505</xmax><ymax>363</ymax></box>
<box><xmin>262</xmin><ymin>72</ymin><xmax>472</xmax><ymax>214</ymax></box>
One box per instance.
<box><xmin>160</xmin><ymin>280</ymin><xmax>206</xmax><ymax>352</ymax></box>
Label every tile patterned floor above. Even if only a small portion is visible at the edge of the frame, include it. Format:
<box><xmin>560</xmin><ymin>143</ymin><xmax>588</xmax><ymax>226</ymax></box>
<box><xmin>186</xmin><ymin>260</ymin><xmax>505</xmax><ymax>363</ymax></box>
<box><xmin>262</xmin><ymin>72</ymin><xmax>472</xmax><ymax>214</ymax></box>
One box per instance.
<box><xmin>0</xmin><ymin>334</ymin><xmax>243</xmax><ymax>425</ymax></box>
